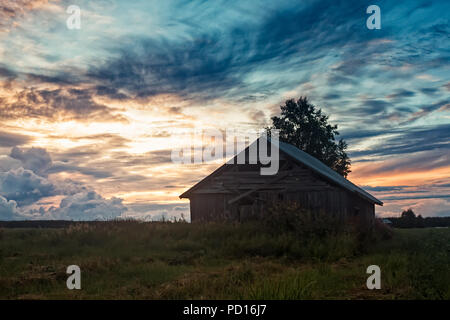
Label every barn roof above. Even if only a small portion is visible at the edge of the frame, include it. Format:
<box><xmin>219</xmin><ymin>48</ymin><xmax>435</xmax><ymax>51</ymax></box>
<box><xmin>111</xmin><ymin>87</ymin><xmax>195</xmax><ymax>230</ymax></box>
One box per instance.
<box><xmin>277</xmin><ymin>140</ymin><xmax>382</xmax><ymax>205</ymax></box>
<box><xmin>180</xmin><ymin>137</ymin><xmax>383</xmax><ymax>205</ymax></box>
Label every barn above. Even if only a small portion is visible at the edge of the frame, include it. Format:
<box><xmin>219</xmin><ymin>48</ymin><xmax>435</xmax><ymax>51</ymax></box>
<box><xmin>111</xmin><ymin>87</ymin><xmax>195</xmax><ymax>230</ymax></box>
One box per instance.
<box><xmin>180</xmin><ymin>137</ymin><xmax>382</xmax><ymax>223</ymax></box>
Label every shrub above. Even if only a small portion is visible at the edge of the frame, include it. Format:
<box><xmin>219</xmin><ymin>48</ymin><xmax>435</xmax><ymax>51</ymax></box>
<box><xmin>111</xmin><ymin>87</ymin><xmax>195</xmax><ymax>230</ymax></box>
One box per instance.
<box><xmin>262</xmin><ymin>202</ymin><xmax>344</xmax><ymax>238</ymax></box>
<box><xmin>373</xmin><ymin>218</ymin><xmax>394</xmax><ymax>240</ymax></box>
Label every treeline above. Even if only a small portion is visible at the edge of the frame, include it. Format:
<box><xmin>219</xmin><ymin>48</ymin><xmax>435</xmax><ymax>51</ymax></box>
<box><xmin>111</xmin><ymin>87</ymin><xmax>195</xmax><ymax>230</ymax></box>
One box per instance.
<box><xmin>386</xmin><ymin>209</ymin><xmax>450</xmax><ymax>228</ymax></box>
<box><xmin>0</xmin><ymin>220</ymin><xmax>124</xmax><ymax>228</ymax></box>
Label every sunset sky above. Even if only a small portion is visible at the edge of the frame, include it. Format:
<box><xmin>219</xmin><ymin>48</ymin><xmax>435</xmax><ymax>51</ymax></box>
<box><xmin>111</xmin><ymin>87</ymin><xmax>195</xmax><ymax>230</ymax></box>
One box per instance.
<box><xmin>0</xmin><ymin>0</ymin><xmax>449</xmax><ymax>220</ymax></box>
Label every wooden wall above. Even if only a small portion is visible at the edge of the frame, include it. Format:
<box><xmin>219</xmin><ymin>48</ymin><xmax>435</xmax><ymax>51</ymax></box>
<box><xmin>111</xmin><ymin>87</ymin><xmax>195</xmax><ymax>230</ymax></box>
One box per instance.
<box><xmin>188</xmin><ymin>158</ymin><xmax>375</xmax><ymax>223</ymax></box>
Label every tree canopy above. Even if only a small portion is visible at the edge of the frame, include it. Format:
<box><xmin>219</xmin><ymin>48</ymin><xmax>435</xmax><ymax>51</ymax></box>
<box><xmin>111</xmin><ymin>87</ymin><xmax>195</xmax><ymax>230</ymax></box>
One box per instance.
<box><xmin>401</xmin><ymin>208</ymin><xmax>416</xmax><ymax>219</ymax></box>
<box><xmin>269</xmin><ymin>97</ymin><xmax>351</xmax><ymax>177</ymax></box>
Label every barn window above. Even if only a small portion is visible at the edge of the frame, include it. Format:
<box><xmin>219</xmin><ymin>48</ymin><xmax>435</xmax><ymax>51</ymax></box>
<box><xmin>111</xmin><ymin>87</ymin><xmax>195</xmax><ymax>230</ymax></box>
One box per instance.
<box><xmin>278</xmin><ymin>193</ymin><xmax>284</xmax><ymax>201</ymax></box>
<box><xmin>353</xmin><ymin>207</ymin><xmax>360</xmax><ymax>216</ymax></box>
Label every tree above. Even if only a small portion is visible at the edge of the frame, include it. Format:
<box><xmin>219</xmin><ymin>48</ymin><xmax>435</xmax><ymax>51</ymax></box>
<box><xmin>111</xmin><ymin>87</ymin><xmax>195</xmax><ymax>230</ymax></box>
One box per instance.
<box><xmin>416</xmin><ymin>214</ymin><xmax>424</xmax><ymax>228</ymax></box>
<box><xmin>269</xmin><ymin>97</ymin><xmax>351</xmax><ymax>177</ymax></box>
<box><xmin>400</xmin><ymin>208</ymin><xmax>416</xmax><ymax>228</ymax></box>
<box><xmin>401</xmin><ymin>208</ymin><xmax>416</xmax><ymax>219</ymax></box>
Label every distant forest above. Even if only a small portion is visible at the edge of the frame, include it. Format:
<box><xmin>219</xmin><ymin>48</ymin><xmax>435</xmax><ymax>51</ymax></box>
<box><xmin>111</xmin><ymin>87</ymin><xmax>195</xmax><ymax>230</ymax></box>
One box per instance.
<box><xmin>386</xmin><ymin>209</ymin><xmax>450</xmax><ymax>228</ymax></box>
<box><xmin>0</xmin><ymin>216</ymin><xmax>449</xmax><ymax>229</ymax></box>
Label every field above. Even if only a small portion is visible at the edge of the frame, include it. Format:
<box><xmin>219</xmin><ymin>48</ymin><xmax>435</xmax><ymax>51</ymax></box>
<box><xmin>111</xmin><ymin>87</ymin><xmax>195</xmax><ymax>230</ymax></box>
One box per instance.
<box><xmin>0</xmin><ymin>221</ymin><xmax>449</xmax><ymax>299</ymax></box>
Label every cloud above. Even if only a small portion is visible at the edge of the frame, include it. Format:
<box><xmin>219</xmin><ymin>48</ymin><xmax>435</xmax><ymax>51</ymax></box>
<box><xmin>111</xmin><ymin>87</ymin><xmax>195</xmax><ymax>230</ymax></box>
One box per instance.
<box><xmin>84</xmin><ymin>0</ymin><xmax>387</xmax><ymax>102</ymax></box>
<box><xmin>48</xmin><ymin>191</ymin><xmax>127</xmax><ymax>221</ymax></box>
<box><xmin>48</xmin><ymin>163</ymin><xmax>114</xmax><ymax>179</ymax></box>
<box><xmin>386</xmin><ymin>89</ymin><xmax>415</xmax><ymax>100</ymax></box>
<box><xmin>0</xmin><ymin>195</ymin><xmax>20</xmax><ymax>220</ymax></box>
<box><xmin>87</xmin><ymin>35</ymin><xmax>249</xmax><ymax>102</ymax></box>
<box><xmin>350</xmin><ymin>124</ymin><xmax>450</xmax><ymax>158</ymax></box>
<box><xmin>405</xmin><ymin>99</ymin><xmax>450</xmax><ymax>123</ymax></box>
<box><xmin>355</xmin><ymin>99</ymin><xmax>390</xmax><ymax>116</ymax></box>
<box><xmin>362</xmin><ymin>185</ymin><xmax>407</xmax><ymax>192</ymax></box>
<box><xmin>357</xmin><ymin>149</ymin><xmax>449</xmax><ymax>178</ymax></box>
<box><xmin>0</xmin><ymin>131</ymin><xmax>32</xmax><ymax>147</ymax></box>
<box><xmin>0</xmin><ymin>0</ymin><xmax>52</xmax><ymax>32</ymax></box>
<box><xmin>0</xmin><ymin>87</ymin><xmax>127</xmax><ymax>122</ymax></box>
<box><xmin>380</xmin><ymin>194</ymin><xmax>450</xmax><ymax>201</ymax></box>
<box><xmin>10</xmin><ymin>146</ymin><xmax>52</xmax><ymax>176</ymax></box>
<box><xmin>0</xmin><ymin>167</ymin><xmax>55</xmax><ymax>206</ymax></box>
<box><xmin>123</xmin><ymin>202</ymin><xmax>188</xmax><ymax>221</ymax></box>
<box><xmin>0</xmin><ymin>66</ymin><xmax>16</xmax><ymax>79</ymax></box>
<box><xmin>0</xmin><ymin>155</ymin><xmax>21</xmax><ymax>172</ymax></box>
<box><xmin>0</xmin><ymin>0</ymin><xmax>449</xmax><ymax>219</ymax></box>
<box><xmin>377</xmin><ymin>198</ymin><xmax>450</xmax><ymax>218</ymax></box>
<box><xmin>322</xmin><ymin>93</ymin><xmax>342</xmax><ymax>100</ymax></box>
<box><xmin>0</xmin><ymin>146</ymin><xmax>129</xmax><ymax>220</ymax></box>
<box><xmin>419</xmin><ymin>87</ymin><xmax>439</xmax><ymax>95</ymax></box>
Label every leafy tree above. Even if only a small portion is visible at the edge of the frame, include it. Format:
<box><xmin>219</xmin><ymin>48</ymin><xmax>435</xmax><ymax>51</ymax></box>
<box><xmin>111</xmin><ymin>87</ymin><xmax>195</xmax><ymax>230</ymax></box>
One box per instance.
<box><xmin>416</xmin><ymin>214</ymin><xmax>424</xmax><ymax>228</ymax></box>
<box><xmin>401</xmin><ymin>208</ymin><xmax>416</xmax><ymax>219</ymax></box>
<box><xmin>269</xmin><ymin>97</ymin><xmax>351</xmax><ymax>177</ymax></box>
<box><xmin>400</xmin><ymin>208</ymin><xmax>417</xmax><ymax>228</ymax></box>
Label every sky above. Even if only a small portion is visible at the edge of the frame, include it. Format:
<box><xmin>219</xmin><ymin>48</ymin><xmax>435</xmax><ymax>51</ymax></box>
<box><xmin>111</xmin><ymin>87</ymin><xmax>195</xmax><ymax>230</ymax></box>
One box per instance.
<box><xmin>0</xmin><ymin>0</ymin><xmax>449</xmax><ymax>221</ymax></box>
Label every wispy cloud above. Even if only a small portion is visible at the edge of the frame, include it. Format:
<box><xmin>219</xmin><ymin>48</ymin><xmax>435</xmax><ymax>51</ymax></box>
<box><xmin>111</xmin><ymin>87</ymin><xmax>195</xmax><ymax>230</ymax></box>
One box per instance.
<box><xmin>0</xmin><ymin>0</ymin><xmax>449</xmax><ymax>219</ymax></box>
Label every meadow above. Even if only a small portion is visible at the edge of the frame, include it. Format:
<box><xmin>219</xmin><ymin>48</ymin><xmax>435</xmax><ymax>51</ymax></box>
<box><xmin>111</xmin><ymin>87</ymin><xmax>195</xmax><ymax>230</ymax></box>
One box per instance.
<box><xmin>0</xmin><ymin>220</ymin><xmax>449</xmax><ymax>299</ymax></box>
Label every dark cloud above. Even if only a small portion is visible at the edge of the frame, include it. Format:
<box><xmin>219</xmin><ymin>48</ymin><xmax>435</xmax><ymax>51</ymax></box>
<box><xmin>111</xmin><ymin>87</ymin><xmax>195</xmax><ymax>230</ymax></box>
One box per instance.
<box><xmin>0</xmin><ymin>167</ymin><xmax>55</xmax><ymax>206</ymax></box>
<box><xmin>362</xmin><ymin>185</ymin><xmax>408</xmax><ymax>192</ymax></box>
<box><xmin>0</xmin><ymin>87</ymin><xmax>127</xmax><ymax>122</ymax></box>
<box><xmin>10</xmin><ymin>146</ymin><xmax>52</xmax><ymax>176</ymax></box>
<box><xmin>0</xmin><ymin>66</ymin><xmax>16</xmax><ymax>79</ymax></box>
<box><xmin>386</xmin><ymin>89</ymin><xmax>415</xmax><ymax>100</ymax></box>
<box><xmin>87</xmin><ymin>35</ymin><xmax>248</xmax><ymax>101</ymax></box>
<box><xmin>0</xmin><ymin>131</ymin><xmax>32</xmax><ymax>147</ymax></box>
<box><xmin>94</xmin><ymin>85</ymin><xmax>130</xmax><ymax>100</ymax></box>
<box><xmin>380</xmin><ymin>194</ymin><xmax>450</xmax><ymax>201</ymax></box>
<box><xmin>341</xmin><ymin>128</ymin><xmax>396</xmax><ymax>141</ymax></box>
<box><xmin>350</xmin><ymin>124</ymin><xmax>450</xmax><ymax>158</ymax></box>
<box><xmin>332</xmin><ymin>59</ymin><xmax>368</xmax><ymax>77</ymax></box>
<box><xmin>48</xmin><ymin>163</ymin><xmax>114</xmax><ymax>179</ymax></box>
<box><xmin>405</xmin><ymin>99</ymin><xmax>450</xmax><ymax>123</ymax></box>
<box><xmin>323</xmin><ymin>93</ymin><xmax>342</xmax><ymax>100</ymax></box>
<box><xmin>350</xmin><ymin>99</ymin><xmax>390</xmax><ymax>117</ymax></box>
<box><xmin>419</xmin><ymin>87</ymin><xmax>439</xmax><ymax>95</ymax></box>
<box><xmin>85</xmin><ymin>1</ymin><xmax>386</xmax><ymax>102</ymax></box>
<box><xmin>359</xmin><ymin>148</ymin><xmax>449</xmax><ymax>176</ymax></box>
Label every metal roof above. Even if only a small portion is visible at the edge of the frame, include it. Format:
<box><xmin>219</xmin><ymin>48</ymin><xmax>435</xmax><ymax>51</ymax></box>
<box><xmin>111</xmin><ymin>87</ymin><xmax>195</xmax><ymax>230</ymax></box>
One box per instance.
<box><xmin>276</xmin><ymin>139</ymin><xmax>383</xmax><ymax>205</ymax></box>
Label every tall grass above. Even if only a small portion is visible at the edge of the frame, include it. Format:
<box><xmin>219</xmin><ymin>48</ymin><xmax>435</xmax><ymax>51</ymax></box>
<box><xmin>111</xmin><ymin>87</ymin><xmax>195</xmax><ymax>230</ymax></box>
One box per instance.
<box><xmin>0</xmin><ymin>218</ymin><xmax>448</xmax><ymax>299</ymax></box>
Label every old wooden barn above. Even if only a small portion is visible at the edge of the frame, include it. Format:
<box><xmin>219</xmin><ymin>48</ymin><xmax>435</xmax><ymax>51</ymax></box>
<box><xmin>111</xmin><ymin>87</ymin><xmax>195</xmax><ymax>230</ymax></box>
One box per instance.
<box><xmin>180</xmin><ymin>138</ymin><xmax>382</xmax><ymax>223</ymax></box>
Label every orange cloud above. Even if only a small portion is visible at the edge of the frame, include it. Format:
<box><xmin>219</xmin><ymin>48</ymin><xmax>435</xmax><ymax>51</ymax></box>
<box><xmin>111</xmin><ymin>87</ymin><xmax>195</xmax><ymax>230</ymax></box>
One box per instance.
<box><xmin>351</xmin><ymin>164</ymin><xmax>450</xmax><ymax>187</ymax></box>
<box><xmin>0</xmin><ymin>0</ymin><xmax>57</xmax><ymax>33</ymax></box>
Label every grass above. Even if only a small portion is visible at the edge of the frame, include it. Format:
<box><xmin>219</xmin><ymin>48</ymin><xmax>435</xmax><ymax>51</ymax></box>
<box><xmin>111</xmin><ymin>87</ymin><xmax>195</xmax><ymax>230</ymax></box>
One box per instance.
<box><xmin>0</xmin><ymin>221</ymin><xmax>449</xmax><ymax>299</ymax></box>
